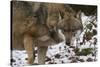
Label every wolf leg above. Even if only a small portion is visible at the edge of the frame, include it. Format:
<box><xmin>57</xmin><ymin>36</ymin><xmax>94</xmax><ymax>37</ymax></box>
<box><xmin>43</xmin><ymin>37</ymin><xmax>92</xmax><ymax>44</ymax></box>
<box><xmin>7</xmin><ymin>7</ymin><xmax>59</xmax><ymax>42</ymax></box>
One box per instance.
<box><xmin>38</xmin><ymin>46</ymin><xmax>48</xmax><ymax>64</ymax></box>
<box><xmin>24</xmin><ymin>34</ymin><xmax>35</xmax><ymax>64</ymax></box>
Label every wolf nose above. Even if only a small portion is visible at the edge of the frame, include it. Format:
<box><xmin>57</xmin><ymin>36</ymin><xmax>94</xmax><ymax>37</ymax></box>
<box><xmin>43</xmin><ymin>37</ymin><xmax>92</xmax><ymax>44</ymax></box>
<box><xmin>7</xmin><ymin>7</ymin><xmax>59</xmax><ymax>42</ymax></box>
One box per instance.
<box><xmin>66</xmin><ymin>42</ymin><xmax>70</xmax><ymax>46</ymax></box>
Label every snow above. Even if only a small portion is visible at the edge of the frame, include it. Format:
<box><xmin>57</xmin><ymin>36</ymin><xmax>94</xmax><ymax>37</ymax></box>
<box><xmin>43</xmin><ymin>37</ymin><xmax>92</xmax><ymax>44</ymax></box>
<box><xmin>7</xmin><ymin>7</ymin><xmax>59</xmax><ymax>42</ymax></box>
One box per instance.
<box><xmin>11</xmin><ymin>13</ymin><xmax>97</xmax><ymax>67</ymax></box>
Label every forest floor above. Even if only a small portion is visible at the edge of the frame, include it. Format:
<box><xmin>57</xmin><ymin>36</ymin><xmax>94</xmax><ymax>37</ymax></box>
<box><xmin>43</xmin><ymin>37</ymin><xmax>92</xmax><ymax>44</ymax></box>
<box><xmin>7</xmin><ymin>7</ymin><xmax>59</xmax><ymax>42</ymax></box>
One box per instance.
<box><xmin>11</xmin><ymin>13</ymin><xmax>97</xmax><ymax>67</ymax></box>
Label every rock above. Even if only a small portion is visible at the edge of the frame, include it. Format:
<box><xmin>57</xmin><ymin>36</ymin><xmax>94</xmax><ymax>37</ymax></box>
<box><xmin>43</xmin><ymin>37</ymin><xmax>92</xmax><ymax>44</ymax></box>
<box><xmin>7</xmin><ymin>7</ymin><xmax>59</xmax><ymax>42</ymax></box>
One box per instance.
<box><xmin>87</xmin><ymin>58</ymin><xmax>93</xmax><ymax>62</ymax></box>
<box><xmin>68</xmin><ymin>57</ymin><xmax>75</xmax><ymax>60</ymax></box>
<box><xmin>68</xmin><ymin>49</ymin><xmax>70</xmax><ymax>53</ymax></box>
<box><xmin>48</xmin><ymin>62</ymin><xmax>55</xmax><ymax>64</ymax></box>
<box><xmin>55</xmin><ymin>54</ymin><xmax>61</xmax><ymax>59</ymax></box>
<box><xmin>69</xmin><ymin>46</ymin><xmax>75</xmax><ymax>48</ymax></box>
<box><xmin>70</xmin><ymin>59</ymin><xmax>77</xmax><ymax>63</ymax></box>
<box><xmin>61</xmin><ymin>61</ymin><xmax>64</xmax><ymax>63</ymax></box>
<box><xmin>92</xmin><ymin>29</ymin><xmax>97</xmax><ymax>36</ymax></box>
<box><xmin>79</xmin><ymin>59</ymin><xmax>84</xmax><ymax>62</ymax></box>
<box><xmin>65</xmin><ymin>55</ymin><xmax>68</xmax><ymax>57</ymax></box>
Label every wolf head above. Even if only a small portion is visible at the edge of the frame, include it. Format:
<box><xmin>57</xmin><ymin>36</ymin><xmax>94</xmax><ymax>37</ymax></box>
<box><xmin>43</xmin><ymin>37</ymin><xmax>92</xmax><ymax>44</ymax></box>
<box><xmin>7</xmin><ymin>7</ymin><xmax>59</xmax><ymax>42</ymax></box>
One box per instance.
<box><xmin>58</xmin><ymin>11</ymin><xmax>83</xmax><ymax>46</ymax></box>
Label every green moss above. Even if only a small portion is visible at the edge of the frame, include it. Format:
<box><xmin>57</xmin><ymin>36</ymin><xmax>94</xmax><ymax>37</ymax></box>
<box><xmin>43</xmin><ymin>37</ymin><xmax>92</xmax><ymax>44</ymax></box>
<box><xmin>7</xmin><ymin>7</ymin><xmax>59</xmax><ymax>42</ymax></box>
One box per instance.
<box><xmin>75</xmin><ymin>48</ymin><xmax>93</xmax><ymax>56</ymax></box>
<box><xmin>92</xmin><ymin>29</ymin><xmax>97</xmax><ymax>36</ymax></box>
<box><xmin>86</xmin><ymin>23</ymin><xmax>92</xmax><ymax>30</ymax></box>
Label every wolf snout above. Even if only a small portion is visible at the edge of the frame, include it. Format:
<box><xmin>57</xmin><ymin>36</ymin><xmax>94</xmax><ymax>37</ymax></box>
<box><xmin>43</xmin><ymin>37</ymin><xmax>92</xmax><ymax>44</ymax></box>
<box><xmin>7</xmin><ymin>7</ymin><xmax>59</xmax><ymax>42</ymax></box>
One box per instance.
<box><xmin>65</xmin><ymin>41</ymin><xmax>70</xmax><ymax>46</ymax></box>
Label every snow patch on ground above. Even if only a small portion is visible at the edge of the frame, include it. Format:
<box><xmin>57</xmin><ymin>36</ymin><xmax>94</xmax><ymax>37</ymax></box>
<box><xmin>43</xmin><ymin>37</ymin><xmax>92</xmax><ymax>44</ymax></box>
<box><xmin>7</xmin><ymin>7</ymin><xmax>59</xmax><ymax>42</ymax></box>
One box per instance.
<box><xmin>11</xmin><ymin>13</ymin><xmax>97</xmax><ymax>67</ymax></box>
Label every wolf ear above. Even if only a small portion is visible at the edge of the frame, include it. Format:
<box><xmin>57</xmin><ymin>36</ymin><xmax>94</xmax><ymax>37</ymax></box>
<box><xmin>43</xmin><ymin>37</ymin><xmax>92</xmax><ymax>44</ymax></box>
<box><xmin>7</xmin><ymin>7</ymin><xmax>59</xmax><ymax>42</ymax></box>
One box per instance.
<box><xmin>76</xmin><ymin>10</ymin><xmax>82</xmax><ymax>19</ymax></box>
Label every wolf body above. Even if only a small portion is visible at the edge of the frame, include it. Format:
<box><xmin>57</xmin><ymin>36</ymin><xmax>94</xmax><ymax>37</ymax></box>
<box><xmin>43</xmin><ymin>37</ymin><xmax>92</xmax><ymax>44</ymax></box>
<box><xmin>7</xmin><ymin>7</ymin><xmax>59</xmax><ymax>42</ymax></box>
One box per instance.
<box><xmin>12</xmin><ymin>1</ymin><xmax>83</xmax><ymax>65</ymax></box>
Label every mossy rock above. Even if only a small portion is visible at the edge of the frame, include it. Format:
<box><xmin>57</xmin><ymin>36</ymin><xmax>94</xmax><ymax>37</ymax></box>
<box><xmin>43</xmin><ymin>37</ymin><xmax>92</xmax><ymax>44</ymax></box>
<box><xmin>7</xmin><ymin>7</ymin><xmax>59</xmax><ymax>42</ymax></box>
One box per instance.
<box><xmin>92</xmin><ymin>29</ymin><xmax>97</xmax><ymax>36</ymax></box>
<box><xmin>76</xmin><ymin>48</ymin><xmax>93</xmax><ymax>56</ymax></box>
<box><xmin>86</xmin><ymin>23</ymin><xmax>92</xmax><ymax>30</ymax></box>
